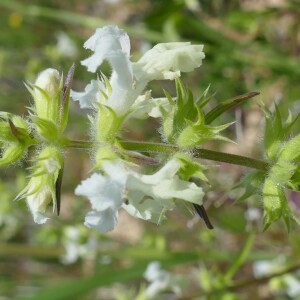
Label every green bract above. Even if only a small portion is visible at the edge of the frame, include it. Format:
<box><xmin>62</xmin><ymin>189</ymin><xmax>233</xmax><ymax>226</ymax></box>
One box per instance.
<box><xmin>262</xmin><ymin>113</ymin><xmax>300</xmax><ymax>229</ymax></box>
<box><xmin>262</xmin><ymin>105</ymin><xmax>299</xmax><ymax>161</ymax></box>
<box><xmin>161</xmin><ymin>80</ymin><xmax>233</xmax><ymax>148</ymax></box>
<box><xmin>16</xmin><ymin>146</ymin><xmax>64</xmax><ymax>223</ymax></box>
<box><xmin>262</xmin><ymin>177</ymin><xmax>295</xmax><ymax>231</ymax></box>
<box><xmin>12</xmin><ymin>65</ymin><xmax>75</xmax><ymax>220</ymax></box>
<box><xmin>94</xmin><ymin>103</ymin><xmax>123</xmax><ymax>143</ymax></box>
<box><xmin>26</xmin><ymin>65</ymin><xmax>74</xmax><ymax>142</ymax></box>
<box><xmin>237</xmin><ymin>107</ymin><xmax>300</xmax><ymax>230</ymax></box>
<box><xmin>234</xmin><ymin>170</ymin><xmax>265</xmax><ymax>202</ymax></box>
<box><xmin>0</xmin><ymin>112</ymin><xmax>33</xmax><ymax>166</ymax></box>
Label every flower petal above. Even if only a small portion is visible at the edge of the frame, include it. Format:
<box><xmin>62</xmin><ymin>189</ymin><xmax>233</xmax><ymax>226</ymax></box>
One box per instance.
<box><xmin>84</xmin><ymin>209</ymin><xmax>119</xmax><ymax>232</ymax></box>
<box><xmin>81</xmin><ymin>25</ymin><xmax>130</xmax><ymax>73</ymax></box>
<box><xmin>75</xmin><ymin>172</ymin><xmax>124</xmax><ymax>211</ymax></box>
<box><xmin>71</xmin><ymin>80</ymin><xmax>100</xmax><ymax>109</ymax></box>
<box><xmin>132</xmin><ymin>42</ymin><xmax>205</xmax><ymax>81</ymax></box>
<box><xmin>26</xmin><ymin>187</ymin><xmax>51</xmax><ymax>224</ymax></box>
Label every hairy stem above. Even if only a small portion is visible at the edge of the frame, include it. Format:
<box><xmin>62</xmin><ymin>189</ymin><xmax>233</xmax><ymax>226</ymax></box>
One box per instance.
<box><xmin>65</xmin><ymin>139</ymin><xmax>269</xmax><ymax>171</ymax></box>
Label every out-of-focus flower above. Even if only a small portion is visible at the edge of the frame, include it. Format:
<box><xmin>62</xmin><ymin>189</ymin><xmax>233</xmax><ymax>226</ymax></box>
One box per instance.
<box><xmin>143</xmin><ymin>261</ymin><xmax>182</xmax><ymax>298</ymax></box>
<box><xmin>253</xmin><ymin>258</ymin><xmax>300</xmax><ymax>297</ymax></box>
<box><xmin>56</xmin><ymin>31</ymin><xmax>78</xmax><ymax>58</ymax></box>
<box><xmin>61</xmin><ymin>226</ymin><xmax>98</xmax><ymax>264</ymax></box>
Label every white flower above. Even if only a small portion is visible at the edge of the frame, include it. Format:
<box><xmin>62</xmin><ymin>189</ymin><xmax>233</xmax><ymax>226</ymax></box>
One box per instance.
<box><xmin>70</xmin><ymin>80</ymin><xmax>102</xmax><ymax>109</ymax></box>
<box><xmin>56</xmin><ymin>31</ymin><xmax>78</xmax><ymax>58</ymax></box>
<box><xmin>26</xmin><ymin>183</ymin><xmax>52</xmax><ymax>224</ymax></box>
<box><xmin>285</xmin><ymin>275</ymin><xmax>300</xmax><ymax>297</ymax></box>
<box><xmin>75</xmin><ymin>159</ymin><xmax>204</xmax><ymax>232</ymax></box>
<box><xmin>75</xmin><ymin>169</ymin><xmax>125</xmax><ymax>232</ymax></box>
<box><xmin>132</xmin><ymin>42</ymin><xmax>205</xmax><ymax>81</ymax></box>
<box><xmin>123</xmin><ymin>159</ymin><xmax>204</xmax><ymax>222</ymax></box>
<box><xmin>61</xmin><ymin>226</ymin><xmax>98</xmax><ymax>264</ymax></box>
<box><xmin>129</xmin><ymin>94</ymin><xmax>171</xmax><ymax>119</ymax></box>
<box><xmin>81</xmin><ymin>25</ymin><xmax>131</xmax><ymax>73</ymax></box>
<box><xmin>252</xmin><ymin>258</ymin><xmax>300</xmax><ymax>297</ymax></box>
<box><xmin>34</xmin><ymin>68</ymin><xmax>60</xmax><ymax>99</ymax></box>
<box><xmin>143</xmin><ymin>261</ymin><xmax>182</xmax><ymax>298</ymax></box>
<box><xmin>72</xmin><ymin>25</ymin><xmax>204</xmax><ymax>118</ymax></box>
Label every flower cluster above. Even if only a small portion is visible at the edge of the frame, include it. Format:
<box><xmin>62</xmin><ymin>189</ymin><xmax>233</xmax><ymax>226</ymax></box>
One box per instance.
<box><xmin>71</xmin><ymin>25</ymin><xmax>208</xmax><ymax>232</ymax></box>
<box><xmin>1</xmin><ymin>24</ymin><xmax>299</xmax><ymax>231</ymax></box>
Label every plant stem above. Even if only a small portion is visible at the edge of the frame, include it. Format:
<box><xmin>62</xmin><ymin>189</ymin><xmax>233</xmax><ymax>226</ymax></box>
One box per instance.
<box><xmin>180</xmin><ymin>261</ymin><xmax>300</xmax><ymax>299</ymax></box>
<box><xmin>65</xmin><ymin>139</ymin><xmax>269</xmax><ymax>171</ymax></box>
<box><xmin>63</xmin><ymin>139</ymin><xmax>94</xmax><ymax>149</ymax></box>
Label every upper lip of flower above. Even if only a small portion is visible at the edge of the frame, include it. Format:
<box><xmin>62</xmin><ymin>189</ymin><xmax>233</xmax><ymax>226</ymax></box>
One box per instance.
<box><xmin>71</xmin><ymin>25</ymin><xmax>205</xmax><ymax>118</ymax></box>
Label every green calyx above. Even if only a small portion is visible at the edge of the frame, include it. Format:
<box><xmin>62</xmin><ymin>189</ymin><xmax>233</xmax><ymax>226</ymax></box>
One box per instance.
<box><xmin>262</xmin><ymin>177</ymin><xmax>300</xmax><ymax>232</ymax></box>
<box><xmin>27</xmin><ymin>65</ymin><xmax>75</xmax><ymax>142</ymax></box>
<box><xmin>174</xmin><ymin>153</ymin><xmax>208</xmax><ymax>182</ymax></box>
<box><xmin>16</xmin><ymin>146</ymin><xmax>64</xmax><ymax>215</ymax></box>
<box><xmin>162</xmin><ymin>79</ymin><xmax>233</xmax><ymax>148</ymax></box>
<box><xmin>262</xmin><ymin>104</ymin><xmax>300</xmax><ymax>161</ymax></box>
<box><xmin>261</xmin><ymin>109</ymin><xmax>300</xmax><ymax>230</ymax></box>
<box><xmin>94</xmin><ymin>102</ymin><xmax>124</xmax><ymax>143</ymax></box>
<box><xmin>0</xmin><ymin>113</ymin><xmax>33</xmax><ymax>166</ymax></box>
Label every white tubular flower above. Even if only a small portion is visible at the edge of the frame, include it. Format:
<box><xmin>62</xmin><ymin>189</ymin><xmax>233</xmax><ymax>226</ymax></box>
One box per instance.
<box><xmin>75</xmin><ymin>169</ymin><xmax>125</xmax><ymax>232</ymax></box>
<box><xmin>132</xmin><ymin>42</ymin><xmax>205</xmax><ymax>81</ymax></box>
<box><xmin>16</xmin><ymin>146</ymin><xmax>63</xmax><ymax>224</ymax></box>
<box><xmin>78</xmin><ymin>25</ymin><xmax>134</xmax><ymax>116</ymax></box>
<box><xmin>56</xmin><ymin>31</ymin><xmax>78</xmax><ymax>58</ymax></box>
<box><xmin>25</xmin><ymin>180</ymin><xmax>52</xmax><ymax>224</ymax></box>
<box><xmin>75</xmin><ymin>159</ymin><xmax>204</xmax><ymax>232</ymax></box>
<box><xmin>70</xmin><ymin>80</ymin><xmax>101</xmax><ymax>109</ymax></box>
<box><xmin>81</xmin><ymin>25</ymin><xmax>131</xmax><ymax>72</ymax></box>
<box><xmin>123</xmin><ymin>159</ymin><xmax>204</xmax><ymax>222</ymax></box>
<box><xmin>72</xmin><ymin>25</ymin><xmax>205</xmax><ymax>118</ymax></box>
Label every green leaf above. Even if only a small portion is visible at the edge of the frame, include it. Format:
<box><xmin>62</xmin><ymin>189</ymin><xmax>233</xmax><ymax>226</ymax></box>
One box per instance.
<box><xmin>205</xmin><ymin>92</ymin><xmax>260</xmax><ymax>125</ymax></box>
<box><xmin>222</xmin><ymin>232</ymin><xmax>255</xmax><ymax>283</ymax></box>
<box><xmin>233</xmin><ymin>170</ymin><xmax>265</xmax><ymax>201</ymax></box>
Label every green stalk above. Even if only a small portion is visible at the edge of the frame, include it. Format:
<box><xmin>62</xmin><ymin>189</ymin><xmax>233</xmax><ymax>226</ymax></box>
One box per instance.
<box><xmin>65</xmin><ymin>139</ymin><xmax>269</xmax><ymax>172</ymax></box>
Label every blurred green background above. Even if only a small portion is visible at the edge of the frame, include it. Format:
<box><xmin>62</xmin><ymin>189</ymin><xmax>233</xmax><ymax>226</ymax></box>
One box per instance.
<box><xmin>1</xmin><ymin>1</ymin><xmax>300</xmax><ymax>299</ymax></box>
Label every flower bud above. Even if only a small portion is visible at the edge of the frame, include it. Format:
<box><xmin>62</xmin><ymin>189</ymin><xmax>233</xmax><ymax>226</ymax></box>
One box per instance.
<box><xmin>32</xmin><ymin>68</ymin><xmax>61</xmax><ymax>124</ymax></box>
<box><xmin>16</xmin><ymin>146</ymin><xmax>63</xmax><ymax>224</ymax></box>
